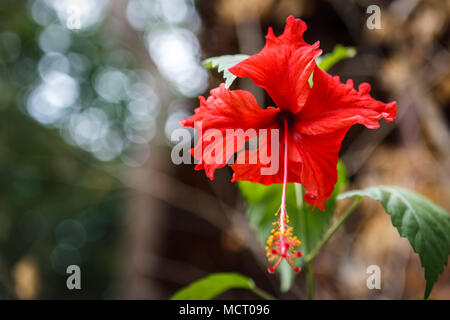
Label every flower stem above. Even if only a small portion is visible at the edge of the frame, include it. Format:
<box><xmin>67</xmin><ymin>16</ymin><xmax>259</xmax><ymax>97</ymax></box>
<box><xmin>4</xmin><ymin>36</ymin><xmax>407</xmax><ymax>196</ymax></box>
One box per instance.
<box><xmin>295</xmin><ymin>183</ymin><xmax>314</xmax><ymax>300</ymax></box>
<box><xmin>305</xmin><ymin>262</ymin><xmax>314</xmax><ymax>300</ymax></box>
<box><xmin>305</xmin><ymin>197</ymin><xmax>361</xmax><ymax>264</ymax></box>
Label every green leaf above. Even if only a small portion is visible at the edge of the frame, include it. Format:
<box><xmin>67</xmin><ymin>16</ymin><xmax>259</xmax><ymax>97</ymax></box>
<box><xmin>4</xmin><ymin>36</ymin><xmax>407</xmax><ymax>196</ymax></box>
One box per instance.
<box><xmin>316</xmin><ymin>45</ymin><xmax>356</xmax><ymax>72</ymax></box>
<box><xmin>237</xmin><ymin>161</ymin><xmax>347</xmax><ymax>291</ymax></box>
<box><xmin>338</xmin><ymin>186</ymin><xmax>450</xmax><ymax>299</ymax></box>
<box><xmin>170</xmin><ymin>273</ymin><xmax>255</xmax><ymax>300</ymax></box>
<box><xmin>203</xmin><ymin>54</ymin><xmax>249</xmax><ymax>88</ymax></box>
<box><xmin>309</xmin><ymin>45</ymin><xmax>356</xmax><ymax>87</ymax></box>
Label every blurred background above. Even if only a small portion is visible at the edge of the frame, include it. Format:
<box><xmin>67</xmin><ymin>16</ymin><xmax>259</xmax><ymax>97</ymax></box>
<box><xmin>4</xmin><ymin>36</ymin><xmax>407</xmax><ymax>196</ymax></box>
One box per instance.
<box><xmin>0</xmin><ymin>0</ymin><xmax>449</xmax><ymax>299</ymax></box>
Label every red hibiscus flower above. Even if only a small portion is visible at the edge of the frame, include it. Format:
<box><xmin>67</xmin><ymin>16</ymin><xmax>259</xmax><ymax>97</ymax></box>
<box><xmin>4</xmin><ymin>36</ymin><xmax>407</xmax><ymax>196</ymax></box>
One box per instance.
<box><xmin>181</xmin><ymin>16</ymin><xmax>397</xmax><ymax>272</ymax></box>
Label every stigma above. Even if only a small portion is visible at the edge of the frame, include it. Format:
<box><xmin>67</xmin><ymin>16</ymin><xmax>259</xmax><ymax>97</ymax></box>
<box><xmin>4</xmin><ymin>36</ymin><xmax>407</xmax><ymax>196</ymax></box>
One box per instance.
<box><xmin>265</xmin><ymin>208</ymin><xmax>302</xmax><ymax>273</ymax></box>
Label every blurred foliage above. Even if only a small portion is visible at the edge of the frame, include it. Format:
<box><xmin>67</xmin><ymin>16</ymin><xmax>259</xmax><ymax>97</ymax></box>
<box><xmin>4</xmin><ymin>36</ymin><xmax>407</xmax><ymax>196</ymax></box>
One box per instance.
<box><xmin>0</xmin><ymin>0</ymin><xmax>206</xmax><ymax>299</ymax></box>
<box><xmin>315</xmin><ymin>45</ymin><xmax>356</xmax><ymax>72</ymax></box>
<box><xmin>0</xmin><ymin>0</ymin><xmax>126</xmax><ymax>299</ymax></box>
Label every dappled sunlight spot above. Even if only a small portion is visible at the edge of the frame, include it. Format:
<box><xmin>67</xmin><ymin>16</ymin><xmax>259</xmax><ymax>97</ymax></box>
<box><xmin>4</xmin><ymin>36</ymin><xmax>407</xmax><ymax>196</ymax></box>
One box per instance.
<box><xmin>48</xmin><ymin>0</ymin><xmax>108</xmax><ymax>30</ymax></box>
<box><xmin>93</xmin><ymin>129</ymin><xmax>127</xmax><ymax>161</ymax></box>
<box><xmin>125</xmin><ymin>78</ymin><xmax>161</xmax><ymax>123</ymax></box>
<box><xmin>176</xmin><ymin>65</ymin><xmax>208</xmax><ymax>97</ymax></box>
<box><xmin>31</xmin><ymin>0</ymin><xmax>57</xmax><ymax>26</ymax></box>
<box><xmin>147</xmin><ymin>28</ymin><xmax>208</xmax><ymax>97</ymax></box>
<box><xmin>124</xmin><ymin>116</ymin><xmax>156</xmax><ymax>145</ymax></box>
<box><xmin>120</xmin><ymin>144</ymin><xmax>150</xmax><ymax>167</ymax></box>
<box><xmin>38</xmin><ymin>24</ymin><xmax>72</xmax><ymax>53</ymax></box>
<box><xmin>160</xmin><ymin>0</ymin><xmax>189</xmax><ymax>24</ymax></box>
<box><xmin>26</xmin><ymin>0</ymin><xmax>202</xmax><ymax>165</ymax></box>
<box><xmin>27</xmin><ymin>72</ymin><xmax>78</xmax><ymax>125</ymax></box>
<box><xmin>94</xmin><ymin>67</ymin><xmax>129</xmax><ymax>103</ymax></box>
<box><xmin>126</xmin><ymin>81</ymin><xmax>159</xmax><ymax>105</ymax></box>
<box><xmin>126</xmin><ymin>0</ymin><xmax>161</xmax><ymax>31</ymax></box>
<box><xmin>64</xmin><ymin>107</ymin><xmax>125</xmax><ymax>161</ymax></box>
<box><xmin>38</xmin><ymin>52</ymin><xmax>70</xmax><ymax>81</ymax></box>
<box><xmin>68</xmin><ymin>108</ymin><xmax>109</xmax><ymax>147</ymax></box>
<box><xmin>67</xmin><ymin>52</ymin><xmax>92</xmax><ymax>78</ymax></box>
<box><xmin>127</xmin><ymin>0</ymin><xmax>201</xmax><ymax>32</ymax></box>
<box><xmin>127</xmin><ymin>98</ymin><xmax>160</xmax><ymax>121</ymax></box>
<box><xmin>165</xmin><ymin>110</ymin><xmax>192</xmax><ymax>142</ymax></box>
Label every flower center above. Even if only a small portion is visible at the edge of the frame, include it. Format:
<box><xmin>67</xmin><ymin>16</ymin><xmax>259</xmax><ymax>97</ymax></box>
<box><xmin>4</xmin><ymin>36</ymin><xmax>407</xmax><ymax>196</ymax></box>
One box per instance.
<box><xmin>265</xmin><ymin>118</ymin><xmax>302</xmax><ymax>274</ymax></box>
<box><xmin>276</xmin><ymin>110</ymin><xmax>295</xmax><ymax>129</ymax></box>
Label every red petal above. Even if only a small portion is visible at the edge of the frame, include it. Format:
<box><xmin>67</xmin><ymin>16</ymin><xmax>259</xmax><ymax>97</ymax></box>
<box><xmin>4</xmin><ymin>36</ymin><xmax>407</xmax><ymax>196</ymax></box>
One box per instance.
<box><xmin>231</xmin><ymin>126</ymin><xmax>345</xmax><ymax>210</ymax></box>
<box><xmin>181</xmin><ymin>84</ymin><xmax>279</xmax><ymax>180</ymax></box>
<box><xmin>289</xmin><ymin>66</ymin><xmax>397</xmax><ymax>209</ymax></box>
<box><xmin>290</xmin><ymin>128</ymin><xmax>349</xmax><ymax>210</ymax></box>
<box><xmin>230</xmin><ymin>130</ymin><xmax>302</xmax><ymax>185</ymax></box>
<box><xmin>295</xmin><ymin>66</ymin><xmax>398</xmax><ymax>135</ymax></box>
<box><xmin>231</xmin><ymin>127</ymin><xmax>346</xmax><ymax>210</ymax></box>
<box><xmin>229</xmin><ymin>16</ymin><xmax>322</xmax><ymax>113</ymax></box>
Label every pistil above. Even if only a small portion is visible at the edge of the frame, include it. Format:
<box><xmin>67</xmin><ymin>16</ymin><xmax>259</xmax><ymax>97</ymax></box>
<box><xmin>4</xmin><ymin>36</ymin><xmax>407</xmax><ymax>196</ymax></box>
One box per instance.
<box><xmin>266</xmin><ymin>118</ymin><xmax>302</xmax><ymax>273</ymax></box>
